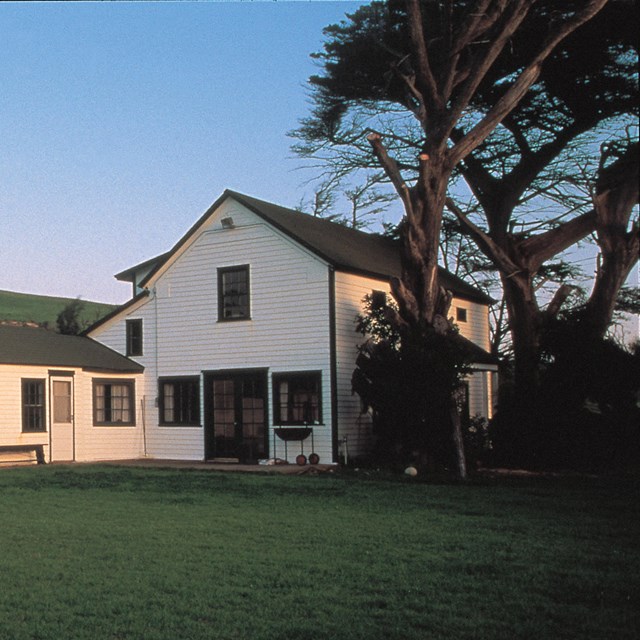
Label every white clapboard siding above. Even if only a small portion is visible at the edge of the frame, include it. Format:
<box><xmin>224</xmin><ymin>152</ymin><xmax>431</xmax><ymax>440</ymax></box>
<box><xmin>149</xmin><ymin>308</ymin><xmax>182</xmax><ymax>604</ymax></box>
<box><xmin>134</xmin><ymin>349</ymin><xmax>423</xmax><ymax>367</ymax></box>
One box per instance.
<box><xmin>0</xmin><ymin>364</ymin><xmax>51</xmax><ymax>459</ymax></box>
<box><xmin>92</xmin><ymin>201</ymin><xmax>334</xmax><ymax>462</ymax></box>
<box><xmin>334</xmin><ymin>272</ymin><xmax>387</xmax><ymax>459</ymax></box>
<box><xmin>452</xmin><ymin>301</ymin><xmax>491</xmax><ymax>351</ymax></box>
<box><xmin>1</xmin><ymin>365</ymin><xmax>143</xmax><ymax>462</ymax></box>
<box><xmin>73</xmin><ymin>371</ymin><xmax>145</xmax><ymax>462</ymax></box>
<box><xmin>91</xmin><ymin>194</ymin><xmax>493</xmax><ymax>464</ymax></box>
<box><xmin>334</xmin><ymin>272</ymin><xmax>493</xmax><ymax>459</ymax></box>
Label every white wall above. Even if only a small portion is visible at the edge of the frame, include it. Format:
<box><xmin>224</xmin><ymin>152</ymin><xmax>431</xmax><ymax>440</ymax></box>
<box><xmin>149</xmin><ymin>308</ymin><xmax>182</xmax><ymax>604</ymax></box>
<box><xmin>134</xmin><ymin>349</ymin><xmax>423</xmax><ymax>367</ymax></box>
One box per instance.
<box><xmin>91</xmin><ymin>195</ymin><xmax>494</xmax><ymax>464</ymax></box>
<box><xmin>0</xmin><ymin>364</ymin><xmax>51</xmax><ymax>458</ymax></box>
<box><xmin>73</xmin><ymin>370</ymin><xmax>145</xmax><ymax>462</ymax></box>
<box><xmin>92</xmin><ymin>199</ymin><xmax>334</xmax><ymax>463</ymax></box>
<box><xmin>0</xmin><ymin>365</ymin><xmax>143</xmax><ymax>462</ymax></box>
<box><xmin>334</xmin><ymin>272</ymin><xmax>494</xmax><ymax>460</ymax></box>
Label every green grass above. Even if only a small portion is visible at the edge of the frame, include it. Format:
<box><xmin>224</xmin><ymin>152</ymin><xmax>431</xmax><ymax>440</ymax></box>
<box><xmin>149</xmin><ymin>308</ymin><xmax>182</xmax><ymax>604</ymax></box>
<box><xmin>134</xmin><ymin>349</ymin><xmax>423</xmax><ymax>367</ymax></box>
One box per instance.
<box><xmin>0</xmin><ymin>466</ymin><xmax>638</xmax><ymax>640</ymax></box>
<box><xmin>0</xmin><ymin>289</ymin><xmax>116</xmax><ymax>329</ymax></box>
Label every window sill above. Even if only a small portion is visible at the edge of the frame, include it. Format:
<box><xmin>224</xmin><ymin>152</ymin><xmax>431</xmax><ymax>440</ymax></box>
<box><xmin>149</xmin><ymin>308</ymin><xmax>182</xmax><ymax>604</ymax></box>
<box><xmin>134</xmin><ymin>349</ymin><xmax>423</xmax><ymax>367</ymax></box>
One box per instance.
<box><xmin>93</xmin><ymin>423</ymin><xmax>136</xmax><ymax>428</ymax></box>
<box><xmin>158</xmin><ymin>423</ymin><xmax>202</xmax><ymax>428</ymax></box>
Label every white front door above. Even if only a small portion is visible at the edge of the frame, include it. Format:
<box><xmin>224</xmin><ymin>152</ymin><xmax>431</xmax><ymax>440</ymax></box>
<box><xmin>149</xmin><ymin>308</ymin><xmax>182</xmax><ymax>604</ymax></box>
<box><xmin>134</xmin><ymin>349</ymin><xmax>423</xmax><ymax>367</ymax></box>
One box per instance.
<box><xmin>50</xmin><ymin>377</ymin><xmax>74</xmax><ymax>461</ymax></box>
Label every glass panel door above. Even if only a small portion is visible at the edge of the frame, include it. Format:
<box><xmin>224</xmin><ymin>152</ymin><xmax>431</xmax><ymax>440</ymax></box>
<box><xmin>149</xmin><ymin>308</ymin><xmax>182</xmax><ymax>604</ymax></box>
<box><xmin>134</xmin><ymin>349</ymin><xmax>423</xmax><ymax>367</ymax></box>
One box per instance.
<box><xmin>212</xmin><ymin>378</ymin><xmax>238</xmax><ymax>459</ymax></box>
<box><xmin>206</xmin><ymin>372</ymin><xmax>267</xmax><ymax>462</ymax></box>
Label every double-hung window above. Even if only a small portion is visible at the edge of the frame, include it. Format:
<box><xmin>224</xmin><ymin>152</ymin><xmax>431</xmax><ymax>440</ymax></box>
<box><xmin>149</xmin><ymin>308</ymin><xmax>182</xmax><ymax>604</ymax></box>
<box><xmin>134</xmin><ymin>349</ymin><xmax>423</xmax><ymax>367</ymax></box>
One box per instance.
<box><xmin>22</xmin><ymin>379</ymin><xmax>46</xmax><ymax>432</ymax></box>
<box><xmin>159</xmin><ymin>377</ymin><xmax>200</xmax><ymax>426</ymax></box>
<box><xmin>93</xmin><ymin>379</ymin><xmax>135</xmax><ymax>426</ymax></box>
<box><xmin>273</xmin><ymin>372</ymin><xmax>322</xmax><ymax>425</ymax></box>
<box><xmin>126</xmin><ymin>319</ymin><xmax>143</xmax><ymax>356</ymax></box>
<box><xmin>218</xmin><ymin>265</ymin><xmax>250</xmax><ymax>321</ymax></box>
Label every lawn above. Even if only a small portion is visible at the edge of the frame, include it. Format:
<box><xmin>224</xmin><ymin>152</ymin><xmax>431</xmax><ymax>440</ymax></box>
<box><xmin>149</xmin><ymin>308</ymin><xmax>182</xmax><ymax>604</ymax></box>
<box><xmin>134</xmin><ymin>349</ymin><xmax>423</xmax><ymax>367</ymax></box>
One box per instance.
<box><xmin>0</xmin><ymin>466</ymin><xmax>638</xmax><ymax>640</ymax></box>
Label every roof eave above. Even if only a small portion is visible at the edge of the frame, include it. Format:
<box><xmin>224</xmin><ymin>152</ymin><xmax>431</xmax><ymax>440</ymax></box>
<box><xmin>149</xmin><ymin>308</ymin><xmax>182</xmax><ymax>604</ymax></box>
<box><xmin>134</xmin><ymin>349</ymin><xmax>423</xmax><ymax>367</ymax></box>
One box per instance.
<box><xmin>83</xmin><ymin>290</ymin><xmax>150</xmax><ymax>336</ymax></box>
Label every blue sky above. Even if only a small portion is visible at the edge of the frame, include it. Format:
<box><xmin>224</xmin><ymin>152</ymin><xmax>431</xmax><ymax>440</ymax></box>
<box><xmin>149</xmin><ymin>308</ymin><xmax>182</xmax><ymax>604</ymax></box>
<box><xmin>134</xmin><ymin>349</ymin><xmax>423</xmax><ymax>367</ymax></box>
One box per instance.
<box><xmin>1</xmin><ymin>1</ymin><xmax>369</xmax><ymax>304</ymax></box>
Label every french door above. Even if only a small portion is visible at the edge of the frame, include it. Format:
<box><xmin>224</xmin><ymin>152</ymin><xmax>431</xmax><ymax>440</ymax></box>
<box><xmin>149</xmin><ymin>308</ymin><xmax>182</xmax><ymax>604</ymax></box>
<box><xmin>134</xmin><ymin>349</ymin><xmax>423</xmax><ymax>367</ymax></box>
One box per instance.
<box><xmin>204</xmin><ymin>371</ymin><xmax>268</xmax><ymax>462</ymax></box>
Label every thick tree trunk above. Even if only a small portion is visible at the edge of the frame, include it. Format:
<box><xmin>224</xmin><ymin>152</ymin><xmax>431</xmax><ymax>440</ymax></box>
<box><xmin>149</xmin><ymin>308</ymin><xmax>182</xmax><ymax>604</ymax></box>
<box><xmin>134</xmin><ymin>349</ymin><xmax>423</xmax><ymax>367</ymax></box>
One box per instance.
<box><xmin>586</xmin><ymin>141</ymin><xmax>640</xmax><ymax>339</ymax></box>
<box><xmin>450</xmin><ymin>394</ymin><xmax>467</xmax><ymax>480</ymax></box>
<box><xmin>501</xmin><ymin>272</ymin><xmax>542</xmax><ymax>395</ymax></box>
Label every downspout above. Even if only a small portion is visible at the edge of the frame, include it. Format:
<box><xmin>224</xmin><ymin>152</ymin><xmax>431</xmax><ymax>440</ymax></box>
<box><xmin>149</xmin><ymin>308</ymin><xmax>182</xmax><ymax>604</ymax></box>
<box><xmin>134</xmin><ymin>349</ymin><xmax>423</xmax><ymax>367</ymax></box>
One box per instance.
<box><xmin>328</xmin><ymin>267</ymin><xmax>339</xmax><ymax>463</ymax></box>
<box><xmin>153</xmin><ymin>286</ymin><xmax>159</xmax><ymax>382</ymax></box>
<box><xmin>148</xmin><ymin>285</ymin><xmax>159</xmax><ymax>458</ymax></box>
<box><xmin>72</xmin><ymin>378</ymin><xmax>76</xmax><ymax>462</ymax></box>
<box><xmin>48</xmin><ymin>379</ymin><xmax>52</xmax><ymax>463</ymax></box>
<box><xmin>141</xmin><ymin>396</ymin><xmax>147</xmax><ymax>457</ymax></box>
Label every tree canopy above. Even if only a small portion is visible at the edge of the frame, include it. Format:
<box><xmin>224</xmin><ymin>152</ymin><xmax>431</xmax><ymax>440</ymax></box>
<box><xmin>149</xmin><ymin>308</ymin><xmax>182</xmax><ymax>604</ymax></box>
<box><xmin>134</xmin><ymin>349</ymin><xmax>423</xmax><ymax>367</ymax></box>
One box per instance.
<box><xmin>294</xmin><ymin>0</ymin><xmax>639</xmax><ymax>471</ymax></box>
<box><xmin>293</xmin><ymin>0</ymin><xmax>638</xmax><ymax>387</ymax></box>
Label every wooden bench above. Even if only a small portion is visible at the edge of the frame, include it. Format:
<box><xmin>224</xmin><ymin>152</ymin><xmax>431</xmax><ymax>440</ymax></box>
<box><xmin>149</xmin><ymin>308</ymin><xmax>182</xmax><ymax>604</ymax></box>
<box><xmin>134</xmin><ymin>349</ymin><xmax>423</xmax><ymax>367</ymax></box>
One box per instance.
<box><xmin>0</xmin><ymin>444</ymin><xmax>46</xmax><ymax>465</ymax></box>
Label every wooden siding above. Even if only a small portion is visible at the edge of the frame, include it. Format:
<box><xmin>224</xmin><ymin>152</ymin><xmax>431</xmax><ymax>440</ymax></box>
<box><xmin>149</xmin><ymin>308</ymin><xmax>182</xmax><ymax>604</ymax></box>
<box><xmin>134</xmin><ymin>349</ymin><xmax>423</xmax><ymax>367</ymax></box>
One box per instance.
<box><xmin>91</xmin><ymin>200</ymin><xmax>334</xmax><ymax>463</ymax></box>
<box><xmin>334</xmin><ymin>272</ymin><xmax>493</xmax><ymax>460</ymax></box>
<box><xmin>0</xmin><ymin>364</ymin><xmax>143</xmax><ymax>462</ymax></box>
<box><xmin>0</xmin><ymin>364</ymin><xmax>51</xmax><ymax>458</ymax></box>
<box><xmin>73</xmin><ymin>371</ymin><xmax>144</xmax><ymax>462</ymax></box>
<box><xmin>91</xmin><ymin>195</ymin><xmax>493</xmax><ymax>464</ymax></box>
<box><xmin>452</xmin><ymin>300</ymin><xmax>491</xmax><ymax>351</ymax></box>
<box><xmin>334</xmin><ymin>272</ymin><xmax>384</xmax><ymax>460</ymax></box>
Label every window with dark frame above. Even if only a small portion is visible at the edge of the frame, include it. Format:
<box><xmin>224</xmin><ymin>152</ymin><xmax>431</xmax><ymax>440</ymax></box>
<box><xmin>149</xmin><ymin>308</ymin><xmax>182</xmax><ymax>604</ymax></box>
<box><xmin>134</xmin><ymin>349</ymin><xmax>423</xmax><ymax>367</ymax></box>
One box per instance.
<box><xmin>22</xmin><ymin>379</ymin><xmax>46</xmax><ymax>432</ymax></box>
<box><xmin>159</xmin><ymin>377</ymin><xmax>200</xmax><ymax>426</ymax></box>
<box><xmin>126</xmin><ymin>319</ymin><xmax>143</xmax><ymax>356</ymax></box>
<box><xmin>93</xmin><ymin>379</ymin><xmax>135</xmax><ymax>426</ymax></box>
<box><xmin>273</xmin><ymin>372</ymin><xmax>322</xmax><ymax>425</ymax></box>
<box><xmin>218</xmin><ymin>265</ymin><xmax>250</xmax><ymax>321</ymax></box>
<box><xmin>456</xmin><ymin>307</ymin><xmax>468</xmax><ymax>323</ymax></box>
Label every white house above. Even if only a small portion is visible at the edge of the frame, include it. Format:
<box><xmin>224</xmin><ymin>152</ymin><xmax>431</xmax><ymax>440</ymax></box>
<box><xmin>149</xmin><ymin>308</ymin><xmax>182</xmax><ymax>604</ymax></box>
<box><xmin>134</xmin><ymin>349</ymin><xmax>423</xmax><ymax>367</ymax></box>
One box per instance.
<box><xmin>84</xmin><ymin>190</ymin><xmax>497</xmax><ymax>465</ymax></box>
<box><xmin>0</xmin><ymin>324</ymin><xmax>144</xmax><ymax>465</ymax></box>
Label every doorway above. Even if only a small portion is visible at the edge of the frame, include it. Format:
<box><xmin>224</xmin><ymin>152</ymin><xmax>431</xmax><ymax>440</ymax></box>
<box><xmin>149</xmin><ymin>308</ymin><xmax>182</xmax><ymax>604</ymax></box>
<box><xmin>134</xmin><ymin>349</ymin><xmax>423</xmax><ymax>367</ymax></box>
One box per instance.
<box><xmin>50</xmin><ymin>376</ymin><xmax>74</xmax><ymax>461</ymax></box>
<box><xmin>204</xmin><ymin>370</ymin><xmax>268</xmax><ymax>462</ymax></box>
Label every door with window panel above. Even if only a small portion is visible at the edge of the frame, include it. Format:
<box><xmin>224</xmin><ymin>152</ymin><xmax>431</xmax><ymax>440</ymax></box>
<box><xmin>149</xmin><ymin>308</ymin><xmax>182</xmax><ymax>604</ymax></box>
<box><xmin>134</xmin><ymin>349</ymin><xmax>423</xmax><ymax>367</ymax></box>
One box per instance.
<box><xmin>50</xmin><ymin>377</ymin><xmax>74</xmax><ymax>461</ymax></box>
<box><xmin>204</xmin><ymin>371</ymin><xmax>267</xmax><ymax>462</ymax></box>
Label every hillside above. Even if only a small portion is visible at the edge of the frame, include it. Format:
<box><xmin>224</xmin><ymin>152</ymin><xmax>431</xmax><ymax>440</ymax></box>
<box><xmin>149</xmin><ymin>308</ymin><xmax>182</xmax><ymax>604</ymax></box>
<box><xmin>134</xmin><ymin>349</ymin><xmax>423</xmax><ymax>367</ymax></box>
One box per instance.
<box><xmin>0</xmin><ymin>289</ymin><xmax>117</xmax><ymax>332</ymax></box>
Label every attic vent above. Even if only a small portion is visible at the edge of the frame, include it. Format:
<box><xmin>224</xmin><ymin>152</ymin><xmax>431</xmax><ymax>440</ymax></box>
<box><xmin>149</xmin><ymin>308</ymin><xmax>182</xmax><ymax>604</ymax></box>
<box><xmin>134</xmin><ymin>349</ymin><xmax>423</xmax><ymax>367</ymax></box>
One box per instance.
<box><xmin>221</xmin><ymin>217</ymin><xmax>235</xmax><ymax>229</ymax></box>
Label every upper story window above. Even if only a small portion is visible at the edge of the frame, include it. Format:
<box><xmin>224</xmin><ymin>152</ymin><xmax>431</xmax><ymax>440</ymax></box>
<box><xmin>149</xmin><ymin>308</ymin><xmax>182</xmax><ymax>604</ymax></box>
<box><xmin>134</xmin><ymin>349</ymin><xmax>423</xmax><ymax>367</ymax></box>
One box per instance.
<box><xmin>159</xmin><ymin>377</ymin><xmax>200</xmax><ymax>426</ymax></box>
<box><xmin>456</xmin><ymin>307</ymin><xmax>468</xmax><ymax>323</ymax></box>
<box><xmin>22</xmin><ymin>379</ymin><xmax>46</xmax><ymax>432</ymax></box>
<box><xmin>126</xmin><ymin>319</ymin><xmax>143</xmax><ymax>356</ymax></box>
<box><xmin>93</xmin><ymin>379</ymin><xmax>135</xmax><ymax>426</ymax></box>
<box><xmin>218</xmin><ymin>265</ymin><xmax>250</xmax><ymax>321</ymax></box>
<box><xmin>273</xmin><ymin>372</ymin><xmax>322</xmax><ymax>425</ymax></box>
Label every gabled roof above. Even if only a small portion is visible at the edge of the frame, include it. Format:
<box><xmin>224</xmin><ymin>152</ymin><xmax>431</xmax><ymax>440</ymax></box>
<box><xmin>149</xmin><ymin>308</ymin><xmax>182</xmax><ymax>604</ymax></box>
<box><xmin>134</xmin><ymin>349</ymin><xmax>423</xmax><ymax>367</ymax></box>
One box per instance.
<box><xmin>82</xmin><ymin>290</ymin><xmax>150</xmax><ymax>337</ymax></box>
<box><xmin>114</xmin><ymin>252</ymin><xmax>170</xmax><ymax>284</ymax></box>
<box><xmin>0</xmin><ymin>325</ymin><xmax>144</xmax><ymax>373</ymax></box>
<box><xmin>118</xmin><ymin>190</ymin><xmax>492</xmax><ymax>305</ymax></box>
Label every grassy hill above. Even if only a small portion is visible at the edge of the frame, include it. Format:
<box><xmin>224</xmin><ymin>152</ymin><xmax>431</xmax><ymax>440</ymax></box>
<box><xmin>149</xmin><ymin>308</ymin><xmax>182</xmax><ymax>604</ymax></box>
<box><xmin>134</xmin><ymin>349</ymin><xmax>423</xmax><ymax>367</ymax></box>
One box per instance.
<box><xmin>0</xmin><ymin>289</ymin><xmax>117</xmax><ymax>331</ymax></box>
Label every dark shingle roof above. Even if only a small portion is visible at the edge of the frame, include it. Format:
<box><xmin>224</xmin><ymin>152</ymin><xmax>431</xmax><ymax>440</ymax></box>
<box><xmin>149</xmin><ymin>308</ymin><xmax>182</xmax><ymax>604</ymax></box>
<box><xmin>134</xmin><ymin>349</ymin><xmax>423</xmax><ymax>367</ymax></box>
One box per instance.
<box><xmin>126</xmin><ymin>190</ymin><xmax>491</xmax><ymax>304</ymax></box>
<box><xmin>230</xmin><ymin>191</ymin><xmax>492</xmax><ymax>304</ymax></box>
<box><xmin>0</xmin><ymin>325</ymin><xmax>144</xmax><ymax>372</ymax></box>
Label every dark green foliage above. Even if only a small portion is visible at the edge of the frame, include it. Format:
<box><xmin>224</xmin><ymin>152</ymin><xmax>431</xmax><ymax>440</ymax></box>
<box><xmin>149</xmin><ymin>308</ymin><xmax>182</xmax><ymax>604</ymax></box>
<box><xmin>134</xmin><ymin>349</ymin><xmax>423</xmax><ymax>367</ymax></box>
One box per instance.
<box><xmin>55</xmin><ymin>297</ymin><xmax>86</xmax><ymax>335</ymax></box>
<box><xmin>463</xmin><ymin>414</ymin><xmax>492</xmax><ymax>468</ymax></box>
<box><xmin>616</xmin><ymin>286</ymin><xmax>640</xmax><ymax>315</ymax></box>
<box><xmin>301</xmin><ymin>0</ymin><xmax>638</xmax><ymax>173</ymax></box>
<box><xmin>296</xmin><ymin>0</ymin><xmax>638</xmax><ymax>399</ymax></box>
<box><xmin>491</xmin><ymin>311</ymin><xmax>640</xmax><ymax>471</ymax></box>
<box><xmin>352</xmin><ymin>294</ymin><xmax>473</xmax><ymax>468</ymax></box>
